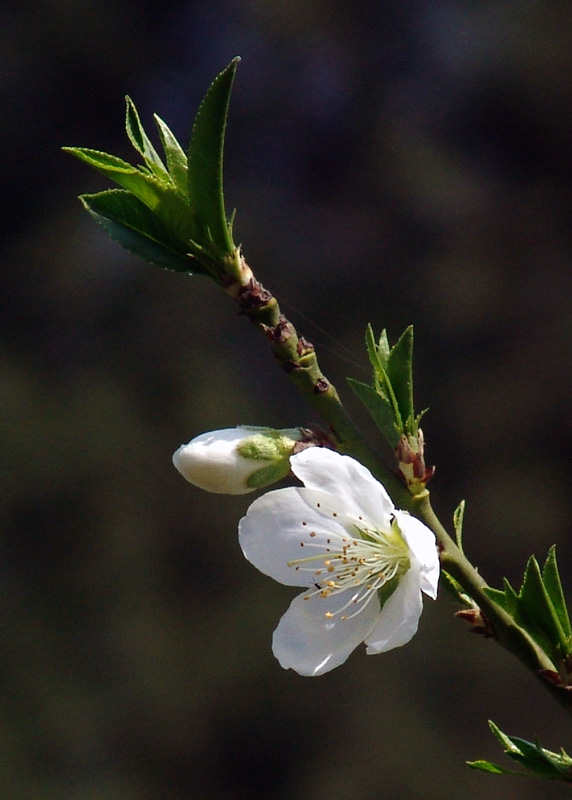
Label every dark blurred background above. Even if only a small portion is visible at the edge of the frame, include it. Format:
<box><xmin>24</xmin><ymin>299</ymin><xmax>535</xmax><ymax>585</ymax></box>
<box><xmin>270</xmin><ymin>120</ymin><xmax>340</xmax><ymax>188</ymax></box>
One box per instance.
<box><xmin>2</xmin><ymin>1</ymin><xmax>572</xmax><ymax>798</ymax></box>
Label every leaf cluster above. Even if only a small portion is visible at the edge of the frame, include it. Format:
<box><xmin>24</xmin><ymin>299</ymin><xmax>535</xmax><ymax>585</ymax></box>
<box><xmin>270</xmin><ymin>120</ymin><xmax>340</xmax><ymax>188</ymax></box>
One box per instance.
<box><xmin>484</xmin><ymin>546</ymin><xmax>572</xmax><ymax>673</ymax></box>
<box><xmin>348</xmin><ymin>325</ymin><xmax>425</xmax><ymax>448</ymax></box>
<box><xmin>468</xmin><ymin>721</ymin><xmax>572</xmax><ymax>782</ymax></box>
<box><xmin>63</xmin><ymin>59</ymin><xmax>241</xmax><ymax>279</ymax></box>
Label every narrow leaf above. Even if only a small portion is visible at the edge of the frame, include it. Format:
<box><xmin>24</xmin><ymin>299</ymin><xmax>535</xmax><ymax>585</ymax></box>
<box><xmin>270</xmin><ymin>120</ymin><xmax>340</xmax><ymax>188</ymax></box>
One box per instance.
<box><xmin>377</xmin><ymin>329</ymin><xmax>390</xmax><ymax>366</ymax></box>
<box><xmin>154</xmin><ymin>114</ymin><xmax>188</xmax><ymax>196</ymax></box>
<box><xmin>440</xmin><ymin>569</ymin><xmax>474</xmax><ymax>607</ymax></box>
<box><xmin>520</xmin><ymin>556</ymin><xmax>567</xmax><ymax>659</ymax></box>
<box><xmin>467</xmin><ymin>760</ymin><xmax>513</xmax><ymax>775</ymax></box>
<box><xmin>64</xmin><ymin>147</ymin><xmax>139</xmax><ymax>175</ymax></box>
<box><xmin>125</xmin><ymin>96</ymin><xmax>168</xmax><ymax>178</ymax></box>
<box><xmin>187</xmin><ymin>57</ymin><xmax>240</xmax><ymax>253</ymax></box>
<box><xmin>80</xmin><ymin>190</ymin><xmax>201</xmax><ymax>273</ymax></box>
<box><xmin>453</xmin><ymin>499</ymin><xmax>465</xmax><ymax>552</ymax></box>
<box><xmin>471</xmin><ymin>721</ymin><xmax>572</xmax><ymax>782</ymax></box>
<box><xmin>347</xmin><ymin>378</ymin><xmax>400</xmax><ymax>447</ymax></box>
<box><xmin>489</xmin><ymin>720</ymin><xmax>522</xmax><ymax>754</ymax></box>
<box><xmin>484</xmin><ymin>579</ymin><xmax>519</xmax><ymax>616</ymax></box>
<box><xmin>386</xmin><ymin>325</ymin><xmax>414</xmax><ymax>427</ymax></box>
<box><xmin>543</xmin><ymin>546</ymin><xmax>572</xmax><ymax>643</ymax></box>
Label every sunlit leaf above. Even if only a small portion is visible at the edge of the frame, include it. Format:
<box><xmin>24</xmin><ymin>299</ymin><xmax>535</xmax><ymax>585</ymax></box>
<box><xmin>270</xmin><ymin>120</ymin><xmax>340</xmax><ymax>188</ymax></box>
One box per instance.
<box><xmin>187</xmin><ymin>57</ymin><xmax>240</xmax><ymax>254</ymax></box>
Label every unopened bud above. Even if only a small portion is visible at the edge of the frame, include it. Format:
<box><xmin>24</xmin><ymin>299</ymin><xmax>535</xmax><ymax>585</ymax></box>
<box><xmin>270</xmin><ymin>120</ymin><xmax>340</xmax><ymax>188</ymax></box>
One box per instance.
<box><xmin>172</xmin><ymin>426</ymin><xmax>307</xmax><ymax>494</ymax></box>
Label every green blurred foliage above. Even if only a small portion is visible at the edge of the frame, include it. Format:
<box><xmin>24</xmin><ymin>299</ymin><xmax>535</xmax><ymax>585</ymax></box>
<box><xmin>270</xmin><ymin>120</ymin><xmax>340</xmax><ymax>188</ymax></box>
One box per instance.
<box><xmin>2</xmin><ymin>1</ymin><xmax>572</xmax><ymax>798</ymax></box>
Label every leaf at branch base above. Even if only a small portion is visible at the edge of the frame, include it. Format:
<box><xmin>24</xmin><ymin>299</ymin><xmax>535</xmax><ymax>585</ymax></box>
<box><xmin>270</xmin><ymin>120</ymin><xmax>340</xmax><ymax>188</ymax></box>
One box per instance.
<box><xmin>65</xmin><ymin>147</ymin><xmax>195</xmax><ymax>244</ymax></box>
<box><xmin>80</xmin><ymin>189</ymin><xmax>203</xmax><ymax>274</ymax></box>
<box><xmin>484</xmin><ymin>548</ymin><xmax>572</xmax><ymax>665</ymax></box>
<box><xmin>347</xmin><ymin>378</ymin><xmax>400</xmax><ymax>448</ymax></box>
<box><xmin>470</xmin><ymin>720</ymin><xmax>572</xmax><ymax>781</ymax></box>
<box><xmin>542</xmin><ymin>546</ymin><xmax>572</xmax><ymax>643</ymax></box>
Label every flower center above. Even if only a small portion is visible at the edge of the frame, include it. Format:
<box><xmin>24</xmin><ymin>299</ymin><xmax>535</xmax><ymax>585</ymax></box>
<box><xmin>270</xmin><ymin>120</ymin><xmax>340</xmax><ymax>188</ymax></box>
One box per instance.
<box><xmin>288</xmin><ymin>516</ymin><xmax>410</xmax><ymax>620</ymax></box>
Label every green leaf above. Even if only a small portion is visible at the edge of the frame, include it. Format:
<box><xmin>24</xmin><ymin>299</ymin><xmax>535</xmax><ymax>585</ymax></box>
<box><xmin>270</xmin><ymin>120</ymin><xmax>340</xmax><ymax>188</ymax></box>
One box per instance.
<box><xmin>386</xmin><ymin>325</ymin><xmax>414</xmax><ymax>427</ymax></box>
<box><xmin>520</xmin><ymin>556</ymin><xmax>569</xmax><ymax>658</ymax></box>
<box><xmin>467</xmin><ymin>760</ymin><xmax>513</xmax><ymax>776</ymax></box>
<box><xmin>542</xmin><ymin>546</ymin><xmax>572</xmax><ymax>643</ymax></box>
<box><xmin>477</xmin><ymin>720</ymin><xmax>572</xmax><ymax>781</ymax></box>
<box><xmin>484</xmin><ymin>551</ymin><xmax>572</xmax><ymax>667</ymax></box>
<box><xmin>347</xmin><ymin>378</ymin><xmax>400</xmax><ymax>447</ymax></box>
<box><xmin>125</xmin><ymin>96</ymin><xmax>168</xmax><ymax>179</ymax></box>
<box><xmin>64</xmin><ymin>147</ymin><xmax>194</xmax><ymax>243</ymax></box>
<box><xmin>364</xmin><ymin>324</ymin><xmax>402</xmax><ymax>428</ymax></box>
<box><xmin>80</xmin><ymin>190</ymin><xmax>202</xmax><ymax>273</ymax></box>
<box><xmin>154</xmin><ymin>114</ymin><xmax>189</xmax><ymax>196</ymax></box>
<box><xmin>187</xmin><ymin>57</ymin><xmax>240</xmax><ymax>254</ymax></box>
<box><xmin>440</xmin><ymin>570</ymin><xmax>475</xmax><ymax>607</ymax></box>
<box><xmin>376</xmin><ymin>329</ymin><xmax>390</xmax><ymax>366</ymax></box>
<box><xmin>453</xmin><ymin>499</ymin><xmax>466</xmax><ymax>552</ymax></box>
<box><xmin>484</xmin><ymin>579</ymin><xmax>519</xmax><ymax>616</ymax></box>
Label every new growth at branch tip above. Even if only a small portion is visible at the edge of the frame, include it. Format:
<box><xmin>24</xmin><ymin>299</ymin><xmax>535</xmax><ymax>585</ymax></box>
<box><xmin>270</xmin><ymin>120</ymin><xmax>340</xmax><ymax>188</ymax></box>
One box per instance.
<box><xmin>348</xmin><ymin>324</ymin><xmax>433</xmax><ymax>496</ymax></box>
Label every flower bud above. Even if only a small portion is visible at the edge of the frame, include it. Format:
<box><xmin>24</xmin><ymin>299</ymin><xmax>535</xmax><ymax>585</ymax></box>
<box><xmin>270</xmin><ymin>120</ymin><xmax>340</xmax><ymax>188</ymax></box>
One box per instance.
<box><xmin>172</xmin><ymin>427</ymin><xmax>307</xmax><ymax>494</ymax></box>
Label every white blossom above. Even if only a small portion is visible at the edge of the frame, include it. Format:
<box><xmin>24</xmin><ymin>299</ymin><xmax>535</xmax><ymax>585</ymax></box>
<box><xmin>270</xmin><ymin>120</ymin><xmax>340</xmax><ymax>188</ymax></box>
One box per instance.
<box><xmin>172</xmin><ymin>426</ymin><xmax>305</xmax><ymax>494</ymax></box>
<box><xmin>238</xmin><ymin>447</ymin><xmax>439</xmax><ymax>675</ymax></box>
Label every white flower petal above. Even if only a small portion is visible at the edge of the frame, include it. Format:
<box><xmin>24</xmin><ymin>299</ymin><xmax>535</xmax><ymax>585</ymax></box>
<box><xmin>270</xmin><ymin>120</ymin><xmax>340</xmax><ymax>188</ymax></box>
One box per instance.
<box><xmin>272</xmin><ymin>588</ymin><xmax>381</xmax><ymax>676</ymax></box>
<box><xmin>393</xmin><ymin>510</ymin><xmax>440</xmax><ymax>599</ymax></box>
<box><xmin>290</xmin><ymin>448</ymin><xmax>394</xmax><ymax>527</ymax></box>
<box><xmin>364</xmin><ymin>567</ymin><xmax>423</xmax><ymax>653</ymax></box>
<box><xmin>239</xmin><ymin>487</ymin><xmax>348</xmax><ymax>587</ymax></box>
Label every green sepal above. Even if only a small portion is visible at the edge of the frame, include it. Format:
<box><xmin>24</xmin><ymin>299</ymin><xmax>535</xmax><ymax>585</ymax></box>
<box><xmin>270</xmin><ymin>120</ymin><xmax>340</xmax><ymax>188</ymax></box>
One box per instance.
<box><xmin>63</xmin><ymin>147</ymin><xmax>193</xmax><ymax>243</ymax></box>
<box><xmin>468</xmin><ymin>720</ymin><xmax>572</xmax><ymax>781</ymax></box>
<box><xmin>347</xmin><ymin>378</ymin><xmax>399</xmax><ymax>447</ymax></box>
<box><xmin>484</xmin><ymin>548</ymin><xmax>572</xmax><ymax>666</ymax></box>
<box><xmin>245</xmin><ymin>460</ymin><xmax>291</xmax><ymax>490</ymax></box>
<box><xmin>153</xmin><ymin>114</ymin><xmax>189</xmax><ymax>196</ymax></box>
<box><xmin>80</xmin><ymin>189</ymin><xmax>201</xmax><ymax>273</ymax></box>
<box><xmin>377</xmin><ymin>574</ymin><xmax>400</xmax><ymax>611</ymax></box>
<box><xmin>187</xmin><ymin>57</ymin><xmax>239</xmax><ymax>254</ymax></box>
<box><xmin>125</xmin><ymin>96</ymin><xmax>169</xmax><ymax>179</ymax></box>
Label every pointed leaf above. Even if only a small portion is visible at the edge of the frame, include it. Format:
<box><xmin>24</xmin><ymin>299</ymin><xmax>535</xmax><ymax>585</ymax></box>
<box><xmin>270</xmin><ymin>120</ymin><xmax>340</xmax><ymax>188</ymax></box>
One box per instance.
<box><xmin>347</xmin><ymin>378</ymin><xmax>400</xmax><ymax>447</ymax></box>
<box><xmin>484</xmin><ymin>555</ymin><xmax>571</xmax><ymax>666</ymax></box>
<box><xmin>543</xmin><ymin>546</ymin><xmax>572</xmax><ymax>643</ymax></box>
<box><xmin>453</xmin><ymin>499</ymin><xmax>466</xmax><ymax>552</ymax></box>
<box><xmin>377</xmin><ymin>329</ymin><xmax>390</xmax><ymax>366</ymax></box>
<box><xmin>520</xmin><ymin>556</ymin><xmax>568</xmax><ymax>659</ymax></box>
<box><xmin>154</xmin><ymin>114</ymin><xmax>188</xmax><ymax>196</ymax></box>
<box><xmin>467</xmin><ymin>760</ymin><xmax>511</xmax><ymax>775</ymax></box>
<box><xmin>80</xmin><ymin>190</ymin><xmax>202</xmax><ymax>273</ymax></box>
<box><xmin>363</xmin><ymin>324</ymin><xmax>402</xmax><ymax>429</ymax></box>
<box><xmin>471</xmin><ymin>721</ymin><xmax>572</xmax><ymax>782</ymax></box>
<box><xmin>484</xmin><ymin>579</ymin><xmax>519</xmax><ymax>616</ymax></box>
<box><xmin>187</xmin><ymin>57</ymin><xmax>240</xmax><ymax>254</ymax></box>
<box><xmin>125</xmin><ymin>96</ymin><xmax>168</xmax><ymax>178</ymax></box>
<box><xmin>440</xmin><ymin>569</ymin><xmax>474</xmax><ymax>607</ymax></box>
<box><xmin>386</xmin><ymin>325</ymin><xmax>414</xmax><ymax>427</ymax></box>
<box><xmin>365</xmin><ymin>324</ymin><xmax>382</xmax><ymax>375</ymax></box>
